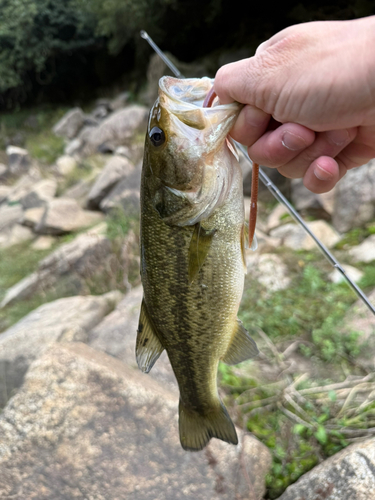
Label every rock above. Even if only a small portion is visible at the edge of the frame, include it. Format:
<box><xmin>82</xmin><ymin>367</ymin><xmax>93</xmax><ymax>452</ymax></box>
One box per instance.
<box><xmin>64</xmin><ymin>137</ymin><xmax>82</xmax><ymax>156</ymax></box>
<box><xmin>62</xmin><ymin>178</ymin><xmax>94</xmax><ymax>206</ymax></box>
<box><xmin>0</xmin><ymin>292</ymin><xmax>121</xmax><ymax>407</ymax></box>
<box><xmin>249</xmin><ymin>253</ymin><xmax>291</xmax><ymax>292</ymax></box>
<box><xmin>329</xmin><ymin>264</ymin><xmax>364</xmax><ymax>284</ymax></box>
<box><xmin>87</xmin><ymin>155</ymin><xmax>135</xmax><ymax>209</ymax></box>
<box><xmin>0</xmin><ymin>224</ymin><xmax>34</xmax><ymax>249</ymax></box>
<box><xmin>0</xmin><ymin>205</ymin><xmax>23</xmax><ymax>232</ymax></box>
<box><xmin>267</xmin><ymin>204</ymin><xmax>290</xmax><ymax>231</ymax></box>
<box><xmin>89</xmin><ymin>285</ymin><xmax>176</xmax><ymax>391</ymax></box>
<box><xmin>90</xmin><ymin>103</ymin><xmax>109</xmax><ymax>120</ymax></box>
<box><xmin>53</xmin><ymin>107</ymin><xmax>85</xmax><ymax>139</ymax></box>
<box><xmin>276</xmin><ymin>437</ymin><xmax>375</xmax><ymax>500</ymax></box>
<box><xmin>0</xmin><ymin>186</ymin><xmax>11</xmax><ymax>204</ymax></box>
<box><xmin>1</xmin><ymin>224</ymin><xmax>110</xmax><ymax>308</ymax></box>
<box><xmin>291</xmin><ymin>178</ymin><xmax>335</xmax><ymax>216</ymax></box>
<box><xmin>0</xmin><ymin>163</ymin><xmax>7</xmax><ymax>178</ymax></box>
<box><xmin>19</xmin><ymin>178</ymin><xmax>57</xmax><ymax>209</ymax></box>
<box><xmin>0</xmin><ymin>342</ymin><xmax>271</xmax><ymax>499</ymax></box>
<box><xmin>35</xmin><ymin>198</ymin><xmax>103</xmax><ymax>235</ymax></box>
<box><xmin>55</xmin><ymin>155</ymin><xmax>77</xmax><ymax>176</ymax></box>
<box><xmin>270</xmin><ymin>221</ymin><xmax>340</xmax><ymax>251</ymax></box>
<box><xmin>6</xmin><ymin>146</ymin><xmax>30</xmax><ymax>176</ymax></box>
<box><xmin>79</xmin><ymin>105</ymin><xmax>148</xmax><ymax>156</ymax></box>
<box><xmin>110</xmin><ymin>91</ymin><xmax>130</xmax><ymax>110</ymax></box>
<box><xmin>31</xmin><ymin>235</ymin><xmax>56</xmax><ymax>250</ymax></box>
<box><xmin>99</xmin><ymin>165</ymin><xmax>141</xmax><ymax>214</ymax></box>
<box><xmin>341</xmin><ymin>289</ymin><xmax>375</xmax><ymax>371</ymax></box>
<box><xmin>6</xmin><ymin>169</ymin><xmax>42</xmax><ymax>204</ymax></box>
<box><xmin>333</xmin><ymin>160</ymin><xmax>375</xmax><ymax>232</ymax></box>
<box><xmin>21</xmin><ymin>206</ymin><xmax>45</xmax><ymax>228</ymax></box>
<box><xmin>349</xmin><ymin>235</ymin><xmax>375</xmax><ymax>263</ymax></box>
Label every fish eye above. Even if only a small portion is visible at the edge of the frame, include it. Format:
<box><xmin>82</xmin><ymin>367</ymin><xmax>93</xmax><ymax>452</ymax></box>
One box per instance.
<box><xmin>149</xmin><ymin>126</ymin><xmax>165</xmax><ymax>147</ymax></box>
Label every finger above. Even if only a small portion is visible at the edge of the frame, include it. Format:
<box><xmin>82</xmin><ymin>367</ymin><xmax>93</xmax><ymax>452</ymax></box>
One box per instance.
<box><xmin>277</xmin><ymin>128</ymin><xmax>357</xmax><ymax>179</ymax></box>
<box><xmin>229</xmin><ymin>105</ymin><xmax>271</xmax><ymax>146</ymax></box>
<box><xmin>214</xmin><ymin>58</ymin><xmax>257</xmax><ymax>105</ymax></box>
<box><xmin>247</xmin><ymin>123</ymin><xmax>315</xmax><ymax>167</ymax></box>
<box><xmin>303</xmin><ymin>156</ymin><xmax>343</xmax><ymax>193</ymax></box>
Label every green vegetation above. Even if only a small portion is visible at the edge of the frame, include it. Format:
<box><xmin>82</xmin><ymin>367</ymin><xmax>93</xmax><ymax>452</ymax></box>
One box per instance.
<box><xmin>216</xmin><ymin>250</ymin><xmax>375</xmax><ymax>499</ymax></box>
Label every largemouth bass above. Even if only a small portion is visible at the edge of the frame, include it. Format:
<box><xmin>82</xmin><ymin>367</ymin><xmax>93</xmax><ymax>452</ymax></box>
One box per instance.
<box><xmin>137</xmin><ymin>76</ymin><xmax>258</xmax><ymax>451</ymax></box>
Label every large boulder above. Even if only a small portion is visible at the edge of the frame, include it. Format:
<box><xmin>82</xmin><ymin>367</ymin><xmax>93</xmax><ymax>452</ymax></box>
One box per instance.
<box><xmin>0</xmin><ymin>224</ymin><xmax>33</xmax><ymax>249</ymax></box>
<box><xmin>35</xmin><ymin>198</ymin><xmax>103</xmax><ymax>235</ymax></box>
<box><xmin>89</xmin><ymin>285</ymin><xmax>176</xmax><ymax>392</ymax></box>
<box><xmin>0</xmin><ymin>342</ymin><xmax>271</xmax><ymax>499</ymax></box>
<box><xmin>333</xmin><ymin>160</ymin><xmax>375</xmax><ymax>232</ymax></box>
<box><xmin>53</xmin><ymin>107</ymin><xmax>85</xmax><ymax>139</ymax></box>
<box><xmin>270</xmin><ymin>220</ymin><xmax>341</xmax><ymax>250</ymax></box>
<box><xmin>87</xmin><ymin>155</ymin><xmax>135</xmax><ymax>209</ymax></box>
<box><xmin>0</xmin><ymin>292</ymin><xmax>122</xmax><ymax>408</ymax></box>
<box><xmin>0</xmin><ymin>205</ymin><xmax>23</xmax><ymax>232</ymax></box>
<box><xmin>18</xmin><ymin>178</ymin><xmax>57</xmax><ymax>209</ymax></box>
<box><xmin>0</xmin><ymin>224</ymin><xmax>110</xmax><ymax>308</ymax></box>
<box><xmin>6</xmin><ymin>145</ymin><xmax>30</xmax><ymax>176</ymax></box>
<box><xmin>276</xmin><ymin>437</ymin><xmax>375</xmax><ymax>500</ymax></box>
<box><xmin>99</xmin><ymin>163</ymin><xmax>142</xmax><ymax>214</ymax></box>
<box><xmin>349</xmin><ymin>234</ymin><xmax>375</xmax><ymax>263</ymax></box>
<box><xmin>79</xmin><ymin>105</ymin><xmax>148</xmax><ymax>156</ymax></box>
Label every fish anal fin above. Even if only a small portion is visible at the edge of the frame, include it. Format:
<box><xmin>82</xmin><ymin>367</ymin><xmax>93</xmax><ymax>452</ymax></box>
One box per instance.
<box><xmin>136</xmin><ymin>299</ymin><xmax>164</xmax><ymax>373</ymax></box>
<box><xmin>221</xmin><ymin>319</ymin><xmax>259</xmax><ymax>365</ymax></box>
<box><xmin>188</xmin><ymin>223</ymin><xmax>216</xmax><ymax>284</ymax></box>
<box><xmin>179</xmin><ymin>400</ymin><xmax>238</xmax><ymax>451</ymax></box>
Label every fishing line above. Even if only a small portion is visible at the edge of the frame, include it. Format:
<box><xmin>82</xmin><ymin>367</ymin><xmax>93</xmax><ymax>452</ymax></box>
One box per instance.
<box><xmin>140</xmin><ymin>30</ymin><xmax>375</xmax><ymax>316</ymax></box>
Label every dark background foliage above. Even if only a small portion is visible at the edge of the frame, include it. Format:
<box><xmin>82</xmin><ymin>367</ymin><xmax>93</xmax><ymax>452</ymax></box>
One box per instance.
<box><xmin>1</xmin><ymin>0</ymin><xmax>375</xmax><ymax>109</ymax></box>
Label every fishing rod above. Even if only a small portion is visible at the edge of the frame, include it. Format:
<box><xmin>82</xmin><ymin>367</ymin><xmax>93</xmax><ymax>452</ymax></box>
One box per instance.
<box><xmin>140</xmin><ymin>30</ymin><xmax>375</xmax><ymax>316</ymax></box>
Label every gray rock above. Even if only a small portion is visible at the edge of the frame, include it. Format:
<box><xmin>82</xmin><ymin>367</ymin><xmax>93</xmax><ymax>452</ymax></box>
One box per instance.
<box><xmin>270</xmin><ymin>221</ymin><xmax>340</xmax><ymax>250</ymax></box>
<box><xmin>248</xmin><ymin>253</ymin><xmax>291</xmax><ymax>293</ymax></box>
<box><xmin>64</xmin><ymin>137</ymin><xmax>82</xmax><ymax>156</ymax></box>
<box><xmin>291</xmin><ymin>178</ymin><xmax>336</xmax><ymax>215</ymax></box>
<box><xmin>6</xmin><ymin>170</ymin><xmax>42</xmax><ymax>204</ymax></box>
<box><xmin>0</xmin><ymin>224</ymin><xmax>34</xmax><ymax>249</ymax></box>
<box><xmin>0</xmin><ymin>186</ymin><xmax>11</xmax><ymax>204</ymax></box>
<box><xmin>110</xmin><ymin>91</ymin><xmax>130</xmax><ymax>110</ymax></box>
<box><xmin>79</xmin><ymin>105</ymin><xmax>148</xmax><ymax>156</ymax></box>
<box><xmin>31</xmin><ymin>235</ymin><xmax>56</xmax><ymax>250</ymax></box>
<box><xmin>0</xmin><ymin>205</ymin><xmax>23</xmax><ymax>232</ymax></box>
<box><xmin>89</xmin><ymin>285</ymin><xmax>176</xmax><ymax>392</ymax></box>
<box><xmin>53</xmin><ymin>107</ymin><xmax>85</xmax><ymax>139</ymax></box>
<box><xmin>266</xmin><ymin>204</ymin><xmax>290</xmax><ymax>231</ymax></box>
<box><xmin>62</xmin><ymin>178</ymin><xmax>95</xmax><ymax>206</ymax></box>
<box><xmin>276</xmin><ymin>437</ymin><xmax>375</xmax><ymax>500</ymax></box>
<box><xmin>99</xmin><ymin>165</ymin><xmax>141</xmax><ymax>214</ymax></box>
<box><xmin>36</xmin><ymin>198</ymin><xmax>103</xmax><ymax>235</ymax></box>
<box><xmin>0</xmin><ymin>342</ymin><xmax>271</xmax><ymax>499</ymax></box>
<box><xmin>6</xmin><ymin>146</ymin><xmax>30</xmax><ymax>176</ymax></box>
<box><xmin>87</xmin><ymin>155</ymin><xmax>135</xmax><ymax>209</ymax></box>
<box><xmin>0</xmin><ymin>292</ymin><xmax>121</xmax><ymax>407</ymax></box>
<box><xmin>0</xmin><ymin>224</ymin><xmax>110</xmax><ymax>308</ymax></box>
<box><xmin>55</xmin><ymin>155</ymin><xmax>77</xmax><ymax>176</ymax></box>
<box><xmin>329</xmin><ymin>264</ymin><xmax>364</xmax><ymax>284</ymax></box>
<box><xmin>19</xmin><ymin>178</ymin><xmax>57</xmax><ymax>209</ymax></box>
<box><xmin>90</xmin><ymin>103</ymin><xmax>109</xmax><ymax>120</ymax></box>
<box><xmin>21</xmin><ymin>206</ymin><xmax>45</xmax><ymax>228</ymax></box>
<box><xmin>333</xmin><ymin>160</ymin><xmax>375</xmax><ymax>232</ymax></box>
<box><xmin>0</xmin><ymin>163</ymin><xmax>7</xmax><ymax>178</ymax></box>
<box><xmin>349</xmin><ymin>235</ymin><xmax>375</xmax><ymax>263</ymax></box>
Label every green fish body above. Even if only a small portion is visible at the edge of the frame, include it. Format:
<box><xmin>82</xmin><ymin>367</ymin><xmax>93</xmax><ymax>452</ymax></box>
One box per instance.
<box><xmin>137</xmin><ymin>77</ymin><xmax>258</xmax><ymax>451</ymax></box>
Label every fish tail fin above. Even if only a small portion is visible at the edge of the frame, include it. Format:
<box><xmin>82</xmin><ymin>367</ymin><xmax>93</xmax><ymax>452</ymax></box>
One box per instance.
<box><xmin>178</xmin><ymin>400</ymin><xmax>238</xmax><ymax>451</ymax></box>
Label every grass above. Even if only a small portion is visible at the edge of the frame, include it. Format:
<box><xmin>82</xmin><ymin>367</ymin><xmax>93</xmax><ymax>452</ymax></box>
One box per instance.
<box><xmin>0</xmin><ymin>105</ymin><xmax>69</xmax><ymax>165</ymax></box>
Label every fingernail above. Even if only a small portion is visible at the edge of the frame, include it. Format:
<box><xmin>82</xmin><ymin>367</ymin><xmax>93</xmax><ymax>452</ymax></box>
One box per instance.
<box><xmin>326</xmin><ymin>129</ymin><xmax>349</xmax><ymax>146</ymax></box>
<box><xmin>282</xmin><ymin>131</ymin><xmax>307</xmax><ymax>151</ymax></box>
<box><xmin>314</xmin><ymin>164</ymin><xmax>333</xmax><ymax>181</ymax></box>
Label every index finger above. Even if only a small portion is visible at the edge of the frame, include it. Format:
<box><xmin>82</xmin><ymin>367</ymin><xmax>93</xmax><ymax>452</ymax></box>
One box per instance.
<box><xmin>214</xmin><ymin>58</ymin><xmax>257</xmax><ymax>105</ymax></box>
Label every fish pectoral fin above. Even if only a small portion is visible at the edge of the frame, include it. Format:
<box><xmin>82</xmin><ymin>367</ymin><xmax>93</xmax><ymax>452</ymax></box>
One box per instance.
<box><xmin>221</xmin><ymin>319</ymin><xmax>259</xmax><ymax>365</ymax></box>
<box><xmin>188</xmin><ymin>223</ymin><xmax>216</xmax><ymax>284</ymax></box>
<box><xmin>136</xmin><ymin>299</ymin><xmax>164</xmax><ymax>373</ymax></box>
<box><xmin>179</xmin><ymin>400</ymin><xmax>238</xmax><ymax>451</ymax></box>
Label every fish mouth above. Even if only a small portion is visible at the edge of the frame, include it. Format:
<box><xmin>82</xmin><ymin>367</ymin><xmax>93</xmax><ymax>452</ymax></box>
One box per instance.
<box><xmin>158</xmin><ymin>76</ymin><xmax>241</xmax><ymax>132</ymax></box>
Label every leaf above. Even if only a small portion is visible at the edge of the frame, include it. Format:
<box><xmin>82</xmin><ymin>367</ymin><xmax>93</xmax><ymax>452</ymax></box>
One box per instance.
<box><xmin>314</xmin><ymin>425</ymin><xmax>327</xmax><ymax>445</ymax></box>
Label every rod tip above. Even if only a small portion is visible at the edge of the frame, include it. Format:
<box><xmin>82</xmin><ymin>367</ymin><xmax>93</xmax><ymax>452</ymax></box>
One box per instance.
<box><xmin>140</xmin><ymin>30</ymin><xmax>148</xmax><ymax>39</ymax></box>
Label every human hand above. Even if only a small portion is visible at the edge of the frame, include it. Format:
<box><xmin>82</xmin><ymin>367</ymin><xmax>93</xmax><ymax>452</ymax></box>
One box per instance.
<box><xmin>214</xmin><ymin>16</ymin><xmax>375</xmax><ymax>193</ymax></box>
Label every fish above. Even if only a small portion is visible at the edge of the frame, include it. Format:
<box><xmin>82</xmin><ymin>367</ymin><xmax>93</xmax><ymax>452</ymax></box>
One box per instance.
<box><xmin>137</xmin><ymin>76</ymin><xmax>259</xmax><ymax>451</ymax></box>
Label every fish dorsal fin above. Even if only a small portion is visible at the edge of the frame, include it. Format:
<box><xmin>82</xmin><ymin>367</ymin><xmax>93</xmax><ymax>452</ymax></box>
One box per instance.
<box><xmin>188</xmin><ymin>223</ymin><xmax>216</xmax><ymax>284</ymax></box>
<box><xmin>221</xmin><ymin>319</ymin><xmax>259</xmax><ymax>365</ymax></box>
<box><xmin>136</xmin><ymin>299</ymin><xmax>164</xmax><ymax>373</ymax></box>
